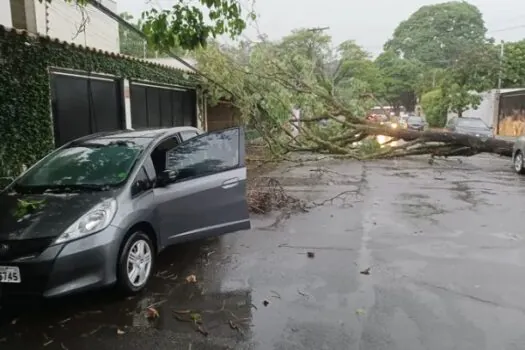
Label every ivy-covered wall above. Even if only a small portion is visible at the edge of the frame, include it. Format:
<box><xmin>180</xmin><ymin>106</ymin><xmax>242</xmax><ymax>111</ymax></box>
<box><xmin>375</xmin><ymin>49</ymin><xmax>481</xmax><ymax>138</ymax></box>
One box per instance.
<box><xmin>0</xmin><ymin>25</ymin><xmax>200</xmax><ymax>177</ymax></box>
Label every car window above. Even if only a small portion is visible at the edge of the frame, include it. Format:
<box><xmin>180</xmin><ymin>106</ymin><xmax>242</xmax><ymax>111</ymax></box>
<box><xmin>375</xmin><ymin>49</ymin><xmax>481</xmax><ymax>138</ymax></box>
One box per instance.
<box><xmin>15</xmin><ymin>138</ymin><xmax>147</xmax><ymax>189</ymax></box>
<box><xmin>408</xmin><ymin>117</ymin><xmax>423</xmax><ymax>123</ymax></box>
<box><xmin>134</xmin><ymin>167</ymin><xmax>150</xmax><ymax>184</ymax></box>
<box><xmin>150</xmin><ymin>136</ymin><xmax>179</xmax><ymax>177</ymax></box>
<box><xmin>457</xmin><ymin>118</ymin><xmax>487</xmax><ymax>128</ymax></box>
<box><xmin>131</xmin><ymin>167</ymin><xmax>152</xmax><ymax>196</ymax></box>
<box><xmin>179</xmin><ymin>131</ymin><xmax>198</xmax><ymax>142</ymax></box>
<box><xmin>166</xmin><ymin>128</ymin><xmax>240</xmax><ymax>181</ymax></box>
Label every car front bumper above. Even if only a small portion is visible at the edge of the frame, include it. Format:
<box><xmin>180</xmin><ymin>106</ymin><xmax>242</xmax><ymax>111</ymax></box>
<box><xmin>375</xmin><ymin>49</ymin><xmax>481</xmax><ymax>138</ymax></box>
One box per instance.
<box><xmin>0</xmin><ymin>225</ymin><xmax>124</xmax><ymax>299</ymax></box>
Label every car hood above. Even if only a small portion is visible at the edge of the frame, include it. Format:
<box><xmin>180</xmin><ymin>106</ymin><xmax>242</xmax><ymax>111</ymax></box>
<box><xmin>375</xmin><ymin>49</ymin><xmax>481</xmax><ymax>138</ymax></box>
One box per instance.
<box><xmin>0</xmin><ymin>191</ymin><xmax>114</xmax><ymax>240</ymax></box>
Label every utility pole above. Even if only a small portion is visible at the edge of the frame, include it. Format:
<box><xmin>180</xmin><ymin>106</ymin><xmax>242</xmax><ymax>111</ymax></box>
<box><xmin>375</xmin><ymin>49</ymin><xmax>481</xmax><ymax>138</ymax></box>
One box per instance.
<box><xmin>495</xmin><ymin>40</ymin><xmax>505</xmax><ymax>135</ymax></box>
<box><xmin>498</xmin><ymin>40</ymin><xmax>504</xmax><ymax>90</ymax></box>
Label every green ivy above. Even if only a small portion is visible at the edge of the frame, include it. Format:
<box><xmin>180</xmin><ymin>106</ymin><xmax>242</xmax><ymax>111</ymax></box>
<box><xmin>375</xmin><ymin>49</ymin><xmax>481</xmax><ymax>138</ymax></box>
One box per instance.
<box><xmin>0</xmin><ymin>26</ymin><xmax>200</xmax><ymax>177</ymax></box>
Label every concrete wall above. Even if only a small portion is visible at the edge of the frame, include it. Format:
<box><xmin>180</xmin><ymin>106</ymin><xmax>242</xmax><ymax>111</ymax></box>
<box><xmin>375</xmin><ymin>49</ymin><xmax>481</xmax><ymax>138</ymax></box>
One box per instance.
<box><xmin>207</xmin><ymin>101</ymin><xmax>241</xmax><ymax>131</ymax></box>
<box><xmin>0</xmin><ymin>1</ymin><xmax>13</xmax><ymax>27</ymax></box>
<box><xmin>9</xmin><ymin>0</ymin><xmax>119</xmax><ymax>53</ymax></box>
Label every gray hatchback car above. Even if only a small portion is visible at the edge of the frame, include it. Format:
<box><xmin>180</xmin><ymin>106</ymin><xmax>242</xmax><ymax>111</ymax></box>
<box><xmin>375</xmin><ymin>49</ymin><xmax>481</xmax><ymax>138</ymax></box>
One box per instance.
<box><xmin>0</xmin><ymin>126</ymin><xmax>250</xmax><ymax>298</ymax></box>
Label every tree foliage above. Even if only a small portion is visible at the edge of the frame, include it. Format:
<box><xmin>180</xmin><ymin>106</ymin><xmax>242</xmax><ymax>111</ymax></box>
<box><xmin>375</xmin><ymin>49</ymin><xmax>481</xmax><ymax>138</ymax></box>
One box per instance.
<box><xmin>501</xmin><ymin>40</ymin><xmax>525</xmax><ymax>88</ymax></box>
<box><xmin>44</xmin><ymin>0</ymin><xmax>252</xmax><ymax>50</ymax></box>
<box><xmin>382</xmin><ymin>1</ymin><xmax>500</xmax><ymax>118</ymax></box>
<box><xmin>374</xmin><ymin>50</ymin><xmax>423</xmax><ymax>113</ymax></box>
<box><xmin>194</xmin><ymin>28</ymin><xmax>513</xmax><ymax>160</ymax></box>
<box><xmin>385</xmin><ymin>1</ymin><xmax>487</xmax><ymax>67</ymax></box>
<box><xmin>420</xmin><ymin>89</ymin><xmax>448</xmax><ymax>127</ymax></box>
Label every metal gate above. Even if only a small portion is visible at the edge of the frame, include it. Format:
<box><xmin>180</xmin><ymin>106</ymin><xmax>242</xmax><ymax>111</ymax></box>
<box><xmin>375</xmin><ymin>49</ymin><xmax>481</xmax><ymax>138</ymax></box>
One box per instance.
<box><xmin>129</xmin><ymin>82</ymin><xmax>197</xmax><ymax>129</ymax></box>
<box><xmin>50</xmin><ymin>70</ymin><xmax>125</xmax><ymax>146</ymax></box>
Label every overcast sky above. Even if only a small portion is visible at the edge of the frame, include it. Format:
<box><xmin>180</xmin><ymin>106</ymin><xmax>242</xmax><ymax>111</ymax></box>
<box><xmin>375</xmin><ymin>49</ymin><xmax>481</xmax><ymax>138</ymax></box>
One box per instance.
<box><xmin>119</xmin><ymin>0</ymin><xmax>525</xmax><ymax>54</ymax></box>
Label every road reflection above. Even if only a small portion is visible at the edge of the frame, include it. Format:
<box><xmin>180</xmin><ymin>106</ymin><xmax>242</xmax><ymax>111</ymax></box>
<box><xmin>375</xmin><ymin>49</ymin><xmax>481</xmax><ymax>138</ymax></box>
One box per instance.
<box><xmin>376</xmin><ymin>135</ymin><xmax>400</xmax><ymax>147</ymax></box>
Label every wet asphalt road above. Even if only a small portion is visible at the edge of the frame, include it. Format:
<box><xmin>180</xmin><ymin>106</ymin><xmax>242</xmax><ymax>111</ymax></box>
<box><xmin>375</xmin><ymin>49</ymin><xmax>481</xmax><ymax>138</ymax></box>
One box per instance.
<box><xmin>1</xmin><ymin>155</ymin><xmax>525</xmax><ymax>349</ymax></box>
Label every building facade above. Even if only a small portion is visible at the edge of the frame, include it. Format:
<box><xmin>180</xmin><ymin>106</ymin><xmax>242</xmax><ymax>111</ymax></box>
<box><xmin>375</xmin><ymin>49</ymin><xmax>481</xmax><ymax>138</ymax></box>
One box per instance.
<box><xmin>6</xmin><ymin>0</ymin><xmax>118</xmax><ymax>52</ymax></box>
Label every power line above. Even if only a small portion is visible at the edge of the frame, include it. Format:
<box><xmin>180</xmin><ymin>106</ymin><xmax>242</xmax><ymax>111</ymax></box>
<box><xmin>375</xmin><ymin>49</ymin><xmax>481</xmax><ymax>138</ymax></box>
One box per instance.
<box><xmin>488</xmin><ymin>24</ymin><xmax>525</xmax><ymax>34</ymax></box>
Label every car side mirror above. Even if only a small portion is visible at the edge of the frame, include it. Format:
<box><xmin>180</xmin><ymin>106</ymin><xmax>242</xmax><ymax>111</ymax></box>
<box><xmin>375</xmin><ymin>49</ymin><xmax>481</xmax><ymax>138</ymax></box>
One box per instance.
<box><xmin>156</xmin><ymin>169</ymin><xmax>178</xmax><ymax>187</ymax></box>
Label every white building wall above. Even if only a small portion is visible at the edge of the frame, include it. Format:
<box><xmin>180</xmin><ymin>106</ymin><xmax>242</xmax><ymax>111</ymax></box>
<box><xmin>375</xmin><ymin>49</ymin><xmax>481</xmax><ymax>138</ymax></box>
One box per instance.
<box><xmin>457</xmin><ymin>90</ymin><xmax>496</xmax><ymax>128</ymax></box>
<box><xmin>33</xmin><ymin>0</ymin><xmax>119</xmax><ymax>53</ymax></box>
<box><xmin>0</xmin><ymin>1</ymin><xmax>13</xmax><ymax>27</ymax></box>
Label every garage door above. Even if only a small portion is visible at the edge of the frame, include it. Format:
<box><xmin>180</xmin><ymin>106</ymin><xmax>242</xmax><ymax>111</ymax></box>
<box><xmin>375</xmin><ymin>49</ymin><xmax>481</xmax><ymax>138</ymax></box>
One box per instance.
<box><xmin>50</xmin><ymin>71</ymin><xmax>125</xmax><ymax>146</ymax></box>
<box><xmin>129</xmin><ymin>82</ymin><xmax>197</xmax><ymax>129</ymax></box>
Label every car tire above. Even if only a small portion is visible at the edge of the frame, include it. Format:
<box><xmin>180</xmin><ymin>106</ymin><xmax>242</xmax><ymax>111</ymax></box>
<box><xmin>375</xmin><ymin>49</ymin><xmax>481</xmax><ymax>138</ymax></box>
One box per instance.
<box><xmin>116</xmin><ymin>231</ymin><xmax>155</xmax><ymax>295</ymax></box>
<box><xmin>514</xmin><ymin>151</ymin><xmax>525</xmax><ymax>175</ymax></box>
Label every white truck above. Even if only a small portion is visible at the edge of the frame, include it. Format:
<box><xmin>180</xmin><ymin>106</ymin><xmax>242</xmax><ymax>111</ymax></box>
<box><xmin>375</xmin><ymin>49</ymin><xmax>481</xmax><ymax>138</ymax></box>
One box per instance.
<box><xmin>447</xmin><ymin>88</ymin><xmax>525</xmax><ymax>138</ymax></box>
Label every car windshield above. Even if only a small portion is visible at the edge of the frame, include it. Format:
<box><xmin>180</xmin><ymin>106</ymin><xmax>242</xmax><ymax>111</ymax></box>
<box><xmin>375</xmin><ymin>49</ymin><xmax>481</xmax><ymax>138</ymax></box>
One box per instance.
<box><xmin>457</xmin><ymin>118</ymin><xmax>487</xmax><ymax>128</ymax></box>
<box><xmin>408</xmin><ymin>117</ymin><xmax>423</xmax><ymax>123</ymax></box>
<box><xmin>14</xmin><ymin>137</ymin><xmax>148</xmax><ymax>192</ymax></box>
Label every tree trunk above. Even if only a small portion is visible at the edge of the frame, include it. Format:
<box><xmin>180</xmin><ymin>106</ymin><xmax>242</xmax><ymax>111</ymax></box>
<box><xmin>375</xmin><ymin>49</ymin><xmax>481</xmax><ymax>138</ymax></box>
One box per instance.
<box><xmin>364</xmin><ymin>126</ymin><xmax>513</xmax><ymax>157</ymax></box>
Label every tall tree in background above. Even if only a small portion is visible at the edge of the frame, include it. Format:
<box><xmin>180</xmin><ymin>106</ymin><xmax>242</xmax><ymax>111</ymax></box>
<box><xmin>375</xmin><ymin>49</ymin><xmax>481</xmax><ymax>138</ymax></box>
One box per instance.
<box><xmin>384</xmin><ymin>1</ymin><xmax>487</xmax><ymax>67</ymax></box>
<box><xmin>374</xmin><ymin>50</ymin><xmax>423</xmax><ymax>114</ymax></box>
<box><xmin>501</xmin><ymin>41</ymin><xmax>525</xmax><ymax>88</ymax></box>
<box><xmin>383</xmin><ymin>1</ymin><xmax>500</xmax><ymax>118</ymax></box>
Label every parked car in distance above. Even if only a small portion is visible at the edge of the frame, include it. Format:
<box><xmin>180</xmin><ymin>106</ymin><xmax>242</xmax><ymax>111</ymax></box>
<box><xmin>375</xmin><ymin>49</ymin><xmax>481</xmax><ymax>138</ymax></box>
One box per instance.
<box><xmin>0</xmin><ymin>126</ymin><xmax>251</xmax><ymax>298</ymax></box>
<box><xmin>398</xmin><ymin>115</ymin><xmax>410</xmax><ymax>128</ymax></box>
<box><xmin>406</xmin><ymin>116</ymin><xmax>426</xmax><ymax>131</ymax></box>
<box><xmin>445</xmin><ymin>117</ymin><xmax>493</xmax><ymax>138</ymax></box>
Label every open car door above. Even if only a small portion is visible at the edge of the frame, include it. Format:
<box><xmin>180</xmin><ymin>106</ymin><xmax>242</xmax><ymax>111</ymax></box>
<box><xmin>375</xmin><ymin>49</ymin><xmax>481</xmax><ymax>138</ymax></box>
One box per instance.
<box><xmin>155</xmin><ymin>126</ymin><xmax>251</xmax><ymax>245</ymax></box>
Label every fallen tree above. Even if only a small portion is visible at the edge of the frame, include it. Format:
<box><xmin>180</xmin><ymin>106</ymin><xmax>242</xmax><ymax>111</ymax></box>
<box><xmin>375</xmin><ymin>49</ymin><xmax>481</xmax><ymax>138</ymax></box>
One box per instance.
<box><xmin>283</xmin><ymin>123</ymin><xmax>514</xmax><ymax>159</ymax></box>
<box><xmin>196</xmin><ymin>38</ymin><xmax>514</xmax><ymax>161</ymax></box>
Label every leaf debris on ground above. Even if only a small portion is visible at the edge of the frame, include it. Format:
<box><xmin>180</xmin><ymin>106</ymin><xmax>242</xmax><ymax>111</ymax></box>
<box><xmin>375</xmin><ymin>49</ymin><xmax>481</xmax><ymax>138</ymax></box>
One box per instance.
<box><xmin>186</xmin><ymin>274</ymin><xmax>197</xmax><ymax>283</ymax></box>
<box><xmin>356</xmin><ymin>308</ymin><xmax>366</xmax><ymax>316</ymax></box>
<box><xmin>360</xmin><ymin>267</ymin><xmax>371</xmax><ymax>275</ymax></box>
<box><xmin>146</xmin><ymin>306</ymin><xmax>160</xmax><ymax>319</ymax></box>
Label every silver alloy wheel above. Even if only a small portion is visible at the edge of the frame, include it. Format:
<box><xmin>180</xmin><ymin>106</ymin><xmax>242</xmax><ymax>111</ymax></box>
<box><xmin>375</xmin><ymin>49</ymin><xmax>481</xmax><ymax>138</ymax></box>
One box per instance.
<box><xmin>515</xmin><ymin>153</ymin><xmax>524</xmax><ymax>173</ymax></box>
<box><xmin>127</xmin><ymin>239</ymin><xmax>153</xmax><ymax>287</ymax></box>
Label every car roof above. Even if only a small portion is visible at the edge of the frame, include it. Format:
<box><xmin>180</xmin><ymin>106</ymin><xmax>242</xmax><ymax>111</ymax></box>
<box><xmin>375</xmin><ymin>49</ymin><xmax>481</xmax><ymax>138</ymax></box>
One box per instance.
<box><xmin>73</xmin><ymin>126</ymin><xmax>201</xmax><ymax>143</ymax></box>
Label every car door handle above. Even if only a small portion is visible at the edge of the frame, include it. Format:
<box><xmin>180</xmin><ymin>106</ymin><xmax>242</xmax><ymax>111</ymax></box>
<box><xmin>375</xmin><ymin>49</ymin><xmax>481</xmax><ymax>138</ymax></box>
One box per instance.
<box><xmin>222</xmin><ymin>177</ymin><xmax>239</xmax><ymax>189</ymax></box>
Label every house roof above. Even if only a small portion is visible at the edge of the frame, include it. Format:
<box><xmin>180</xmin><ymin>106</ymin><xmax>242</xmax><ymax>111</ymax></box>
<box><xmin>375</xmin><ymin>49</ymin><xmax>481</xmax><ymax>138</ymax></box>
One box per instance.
<box><xmin>0</xmin><ymin>25</ymin><xmax>198</xmax><ymax>76</ymax></box>
<box><xmin>145</xmin><ymin>57</ymin><xmax>198</xmax><ymax>72</ymax></box>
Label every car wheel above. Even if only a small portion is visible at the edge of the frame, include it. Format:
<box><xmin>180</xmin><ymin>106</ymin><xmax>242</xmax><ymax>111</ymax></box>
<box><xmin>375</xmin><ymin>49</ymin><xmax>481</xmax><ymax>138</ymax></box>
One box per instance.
<box><xmin>117</xmin><ymin>231</ymin><xmax>155</xmax><ymax>294</ymax></box>
<box><xmin>514</xmin><ymin>151</ymin><xmax>525</xmax><ymax>174</ymax></box>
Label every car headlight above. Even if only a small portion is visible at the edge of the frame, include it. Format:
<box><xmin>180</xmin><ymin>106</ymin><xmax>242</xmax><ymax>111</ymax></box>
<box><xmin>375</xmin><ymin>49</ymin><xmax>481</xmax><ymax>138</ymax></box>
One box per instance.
<box><xmin>55</xmin><ymin>199</ymin><xmax>117</xmax><ymax>244</ymax></box>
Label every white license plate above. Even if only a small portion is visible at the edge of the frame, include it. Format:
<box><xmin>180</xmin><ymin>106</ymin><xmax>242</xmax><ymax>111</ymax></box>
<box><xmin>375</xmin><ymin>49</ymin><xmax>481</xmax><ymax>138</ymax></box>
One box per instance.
<box><xmin>0</xmin><ymin>266</ymin><xmax>21</xmax><ymax>283</ymax></box>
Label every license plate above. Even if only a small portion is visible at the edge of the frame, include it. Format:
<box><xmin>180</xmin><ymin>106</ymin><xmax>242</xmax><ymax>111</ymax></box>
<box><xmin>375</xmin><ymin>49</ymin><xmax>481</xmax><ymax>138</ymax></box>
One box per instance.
<box><xmin>0</xmin><ymin>266</ymin><xmax>21</xmax><ymax>283</ymax></box>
